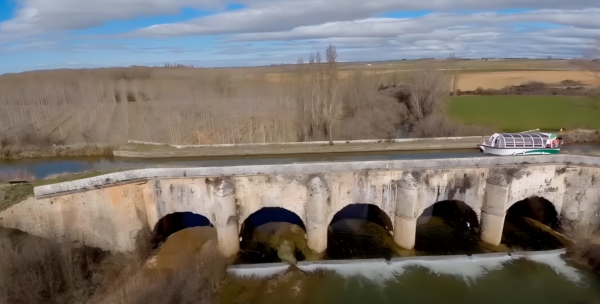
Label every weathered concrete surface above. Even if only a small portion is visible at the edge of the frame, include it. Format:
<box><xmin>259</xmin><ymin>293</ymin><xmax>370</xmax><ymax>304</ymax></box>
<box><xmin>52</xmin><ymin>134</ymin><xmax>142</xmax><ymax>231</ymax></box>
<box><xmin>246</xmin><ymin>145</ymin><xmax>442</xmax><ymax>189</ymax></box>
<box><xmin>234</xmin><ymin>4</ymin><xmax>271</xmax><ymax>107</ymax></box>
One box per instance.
<box><xmin>0</xmin><ymin>183</ymin><xmax>147</xmax><ymax>252</ymax></box>
<box><xmin>114</xmin><ymin>136</ymin><xmax>484</xmax><ymax>158</ymax></box>
<box><xmin>1</xmin><ymin>155</ymin><xmax>599</xmax><ymax>254</ymax></box>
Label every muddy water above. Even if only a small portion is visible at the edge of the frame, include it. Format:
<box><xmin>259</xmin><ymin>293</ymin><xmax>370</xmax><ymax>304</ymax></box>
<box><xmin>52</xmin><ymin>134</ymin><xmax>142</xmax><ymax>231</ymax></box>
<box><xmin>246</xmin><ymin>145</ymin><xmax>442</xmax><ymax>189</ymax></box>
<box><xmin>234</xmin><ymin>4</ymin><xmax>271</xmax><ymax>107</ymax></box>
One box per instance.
<box><xmin>224</xmin><ymin>253</ymin><xmax>600</xmax><ymax>304</ymax></box>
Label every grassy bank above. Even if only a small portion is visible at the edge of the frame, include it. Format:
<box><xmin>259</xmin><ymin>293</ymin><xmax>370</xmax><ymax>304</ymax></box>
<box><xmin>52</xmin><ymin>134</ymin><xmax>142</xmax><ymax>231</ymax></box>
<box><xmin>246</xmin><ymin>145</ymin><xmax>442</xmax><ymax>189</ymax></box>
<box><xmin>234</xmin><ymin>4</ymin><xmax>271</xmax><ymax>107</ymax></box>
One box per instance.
<box><xmin>447</xmin><ymin>95</ymin><xmax>600</xmax><ymax>132</ymax></box>
<box><xmin>0</xmin><ymin>170</ymin><xmax>120</xmax><ymax>212</ymax></box>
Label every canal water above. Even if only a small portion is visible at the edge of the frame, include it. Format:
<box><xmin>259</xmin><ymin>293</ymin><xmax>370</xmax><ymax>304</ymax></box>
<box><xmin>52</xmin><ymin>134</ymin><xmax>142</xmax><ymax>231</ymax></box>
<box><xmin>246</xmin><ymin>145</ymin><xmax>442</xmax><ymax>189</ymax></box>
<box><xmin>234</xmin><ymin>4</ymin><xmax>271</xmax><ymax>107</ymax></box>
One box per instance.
<box><xmin>1</xmin><ymin>142</ymin><xmax>599</xmax><ymax>179</ymax></box>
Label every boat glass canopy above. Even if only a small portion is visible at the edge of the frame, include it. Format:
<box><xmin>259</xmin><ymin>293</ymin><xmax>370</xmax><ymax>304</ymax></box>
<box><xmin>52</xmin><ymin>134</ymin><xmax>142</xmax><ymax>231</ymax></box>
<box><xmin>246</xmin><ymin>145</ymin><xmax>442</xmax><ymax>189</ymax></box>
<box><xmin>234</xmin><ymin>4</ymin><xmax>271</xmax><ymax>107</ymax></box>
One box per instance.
<box><xmin>488</xmin><ymin>133</ymin><xmax>552</xmax><ymax>148</ymax></box>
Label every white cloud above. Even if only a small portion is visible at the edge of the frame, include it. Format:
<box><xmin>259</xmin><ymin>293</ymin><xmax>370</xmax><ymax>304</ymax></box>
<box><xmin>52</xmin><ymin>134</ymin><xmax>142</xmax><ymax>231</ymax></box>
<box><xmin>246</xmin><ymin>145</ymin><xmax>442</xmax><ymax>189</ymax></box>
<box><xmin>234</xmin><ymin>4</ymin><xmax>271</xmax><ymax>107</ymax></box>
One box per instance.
<box><xmin>1</xmin><ymin>0</ymin><xmax>600</xmax><ymax>71</ymax></box>
<box><xmin>130</xmin><ymin>2</ymin><xmax>600</xmax><ymax>37</ymax></box>
<box><xmin>4</xmin><ymin>0</ymin><xmax>600</xmax><ymax>36</ymax></box>
<box><xmin>0</xmin><ymin>0</ymin><xmax>224</xmax><ymax>34</ymax></box>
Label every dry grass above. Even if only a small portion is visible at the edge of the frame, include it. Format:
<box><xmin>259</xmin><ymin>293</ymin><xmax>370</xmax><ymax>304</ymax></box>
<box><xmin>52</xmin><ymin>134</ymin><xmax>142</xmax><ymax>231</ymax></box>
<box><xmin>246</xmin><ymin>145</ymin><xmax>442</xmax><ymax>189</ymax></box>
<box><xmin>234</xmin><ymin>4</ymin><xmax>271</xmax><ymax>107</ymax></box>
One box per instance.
<box><xmin>0</xmin><ymin>45</ymin><xmax>411</xmax><ymax>150</ymax></box>
<box><xmin>1</xmin><ymin>55</ymin><xmax>575</xmax><ymax>151</ymax></box>
<box><xmin>0</xmin><ymin>231</ymin><xmax>107</xmax><ymax>304</ymax></box>
<box><xmin>0</xmin><ymin>226</ymin><xmax>232</xmax><ymax>304</ymax></box>
<box><xmin>100</xmin><ymin>240</ymin><xmax>231</xmax><ymax>304</ymax></box>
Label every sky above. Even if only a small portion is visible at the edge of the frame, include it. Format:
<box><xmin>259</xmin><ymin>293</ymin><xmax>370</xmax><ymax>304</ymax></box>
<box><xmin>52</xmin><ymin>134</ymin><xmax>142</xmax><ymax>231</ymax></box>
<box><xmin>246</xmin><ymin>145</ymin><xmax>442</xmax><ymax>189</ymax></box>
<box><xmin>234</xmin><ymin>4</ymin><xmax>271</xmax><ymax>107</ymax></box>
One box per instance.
<box><xmin>0</xmin><ymin>0</ymin><xmax>599</xmax><ymax>74</ymax></box>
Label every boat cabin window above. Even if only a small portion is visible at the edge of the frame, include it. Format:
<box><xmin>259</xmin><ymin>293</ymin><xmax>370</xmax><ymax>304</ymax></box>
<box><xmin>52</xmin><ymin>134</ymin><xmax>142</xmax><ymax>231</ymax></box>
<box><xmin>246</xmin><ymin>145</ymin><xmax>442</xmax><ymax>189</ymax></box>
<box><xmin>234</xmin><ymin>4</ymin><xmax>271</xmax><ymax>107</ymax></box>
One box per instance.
<box><xmin>488</xmin><ymin>133</ymin><xmax>557</xmax><ymax>149</ymax></box>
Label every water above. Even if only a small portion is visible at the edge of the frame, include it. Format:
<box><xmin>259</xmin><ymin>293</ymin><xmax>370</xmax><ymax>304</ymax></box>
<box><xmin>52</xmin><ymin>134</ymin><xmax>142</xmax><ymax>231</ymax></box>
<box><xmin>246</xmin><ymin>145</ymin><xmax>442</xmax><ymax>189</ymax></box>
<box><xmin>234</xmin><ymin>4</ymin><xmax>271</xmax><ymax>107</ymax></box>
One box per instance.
<box><xmin>147</xmin><ymin>205</ymin><xmax>597</xmax><ymax>304</ymax></box>
<box><xmin>224</xmin><ymin>252</ymin><xmax>600</xmax><ymax>304</ymax></box>
<box><xmin>1</xmin><ymin>142</ymin><xmax>598</xmax><ymax>179</ymax></box>
<box><xmin>0</xmin><ymin>149</ymin><xmax>483</xmax><ymax>179</ymax></box>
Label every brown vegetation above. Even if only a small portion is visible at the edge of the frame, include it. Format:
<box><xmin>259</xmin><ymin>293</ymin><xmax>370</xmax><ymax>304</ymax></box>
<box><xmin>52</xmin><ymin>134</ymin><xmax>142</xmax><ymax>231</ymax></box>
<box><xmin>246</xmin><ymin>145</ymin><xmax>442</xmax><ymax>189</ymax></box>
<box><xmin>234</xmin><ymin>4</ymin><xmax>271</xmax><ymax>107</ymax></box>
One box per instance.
<box><xmin>0</xmin><ymin>44</ymin><xmax>413</xmax><ymax>154</ymax></box>
<box><xmin>0</xmin><ymin>226</ymin><xmax>232</xmax><ymax>304</ymax></box>
<box><xmin>457</xmin><ymin>80</ymin><xmax>600</xmax><ymax>97</ymax></box>
<box><xmin>380</xmin><ymin>67</ymin><xmax>496</xmax><ymax>138</ymax></box>
<box><xmin>0</xmin><ymin>228</ymin><xmax>108</xmax><ymax>304</ymax></box>
<box><xmin>1</xmin><ymin>45</ymin><xmax>505</xmax><ymax>157</ymax></box>
<box><xmin>0</xmin><ymin>169</ymin><xmax>34</xmax><ymax>182</ymax></box>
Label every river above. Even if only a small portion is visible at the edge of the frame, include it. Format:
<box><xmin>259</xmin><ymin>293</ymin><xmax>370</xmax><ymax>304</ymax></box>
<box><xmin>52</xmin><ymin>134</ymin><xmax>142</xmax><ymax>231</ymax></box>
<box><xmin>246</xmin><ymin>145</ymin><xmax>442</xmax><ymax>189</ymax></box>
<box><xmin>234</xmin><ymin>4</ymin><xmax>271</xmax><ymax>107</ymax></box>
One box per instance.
<box><xmin>1</xmin><ymin>142</ymin><xmax>599</xmax><ymax>179</ymax></box>
<box><xmin>224</xmin><ymin>252</ymin><xmax>600</xmax><ymax>304</ymax></box>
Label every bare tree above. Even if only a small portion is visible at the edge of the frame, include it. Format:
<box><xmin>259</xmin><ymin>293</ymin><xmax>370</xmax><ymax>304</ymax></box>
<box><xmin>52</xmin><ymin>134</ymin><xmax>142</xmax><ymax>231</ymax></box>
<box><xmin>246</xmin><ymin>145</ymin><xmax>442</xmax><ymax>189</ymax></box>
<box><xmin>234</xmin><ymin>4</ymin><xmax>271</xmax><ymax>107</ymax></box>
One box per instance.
<box><xmin>324</xmin><ymin>44</ymin><xmax>340</xmax><ymax>140</ymax></box>
<box><xmin>584</xmin><ymin>41</ymin><xmax>600</xmax><ymax>79</ymax></box>
<box><xmin>406</xmin><ymin>67</ymin><xmax>452</xmax><ymax>125</ymax></box>
<box><xmin>572</xmin><ymin>40</ymin><xmax>600</xmax><ymax>80</ymax></box>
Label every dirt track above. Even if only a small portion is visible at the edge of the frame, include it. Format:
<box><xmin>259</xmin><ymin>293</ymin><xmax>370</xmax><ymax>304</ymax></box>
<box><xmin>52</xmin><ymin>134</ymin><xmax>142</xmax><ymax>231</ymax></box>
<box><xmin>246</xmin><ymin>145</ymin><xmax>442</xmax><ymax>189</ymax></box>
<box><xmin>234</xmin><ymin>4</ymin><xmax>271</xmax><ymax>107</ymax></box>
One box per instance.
<box><xmin>459</xmin><ymin>71</ymin><xmax>600</xmax><ymax>91</ymax></box>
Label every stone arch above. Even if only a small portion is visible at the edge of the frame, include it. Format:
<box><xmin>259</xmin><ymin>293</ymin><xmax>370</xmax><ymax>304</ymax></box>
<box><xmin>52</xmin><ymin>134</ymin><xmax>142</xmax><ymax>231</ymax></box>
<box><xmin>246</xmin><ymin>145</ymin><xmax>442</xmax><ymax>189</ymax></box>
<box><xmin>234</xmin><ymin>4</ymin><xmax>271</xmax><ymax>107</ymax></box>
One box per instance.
<box><xmin>239</xmin><ymin>207</ymin><xmax>306</xmax><ymax>241</ymax></box>
<box><xmin>502</xmin><ymin>196</ymin><xmax>564</xmax><ymax>250</ymax></box>
<box><xmin>152</xmin><ymin>212</ymin><xmax>213</xmax><ymax>246</ymax></box>
<box><xmin>329</xmin><ymin>204</ymin><xmax>394</xmax><ymax>232</ymax></box>
<box><xmin>506</xmin><ymin>196</ymin><xmax>560</xmax><ymax>230</ymax></box>
<box><xmin>238</xmin><ymin>207</ymin><xmax>308</xmax><ymax>264</ymax></box>
<box><xmin>415</xmin><ymin>200</ymin><xmax>481</xmax><ymax>255</ymax></box>
<box><xmin>326</xmin><ymin>203</ymin><xmax>396</xmax><ymax>259</ymax></box>
<box><xmin>507</xmin><ymin>191</ymin><xmax>563</xmax><ymax>219</ymax></box>
<box><xmin>417</xmin><ymin>200</ymin><xmax>480</xmax><ymax>232</ymax></box>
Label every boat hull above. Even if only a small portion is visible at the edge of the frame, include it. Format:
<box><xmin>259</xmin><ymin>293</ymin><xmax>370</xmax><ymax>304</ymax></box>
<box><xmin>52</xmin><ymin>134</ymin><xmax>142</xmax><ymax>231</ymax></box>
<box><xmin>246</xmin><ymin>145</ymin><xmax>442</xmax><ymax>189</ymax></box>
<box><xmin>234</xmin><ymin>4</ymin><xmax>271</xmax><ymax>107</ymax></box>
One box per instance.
<box><xmin>478</xmin><ymin>145</ymin><xmax>560</xmax><ymax>156</ymax></box>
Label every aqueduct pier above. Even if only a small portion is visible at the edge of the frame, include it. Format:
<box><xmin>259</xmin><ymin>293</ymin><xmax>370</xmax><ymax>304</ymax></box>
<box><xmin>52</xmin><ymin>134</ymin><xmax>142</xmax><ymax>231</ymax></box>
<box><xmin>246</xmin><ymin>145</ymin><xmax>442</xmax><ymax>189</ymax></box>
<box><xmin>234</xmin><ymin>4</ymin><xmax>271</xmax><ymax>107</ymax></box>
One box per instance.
<box><xmin>1</xmin><ymin>155</ymin><xmax>599</xmax><ymax>256</ymax></box>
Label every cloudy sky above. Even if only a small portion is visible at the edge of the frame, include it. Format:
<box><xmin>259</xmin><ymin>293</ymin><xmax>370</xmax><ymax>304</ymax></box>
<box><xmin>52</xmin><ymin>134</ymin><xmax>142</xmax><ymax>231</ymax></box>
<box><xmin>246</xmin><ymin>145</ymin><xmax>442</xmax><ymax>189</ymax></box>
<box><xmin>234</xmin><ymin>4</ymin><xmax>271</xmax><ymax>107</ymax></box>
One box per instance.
<box><xmin>0</xmin><ymin>0</ymin><xmax>599</xmax><ymax>74</ymax></box>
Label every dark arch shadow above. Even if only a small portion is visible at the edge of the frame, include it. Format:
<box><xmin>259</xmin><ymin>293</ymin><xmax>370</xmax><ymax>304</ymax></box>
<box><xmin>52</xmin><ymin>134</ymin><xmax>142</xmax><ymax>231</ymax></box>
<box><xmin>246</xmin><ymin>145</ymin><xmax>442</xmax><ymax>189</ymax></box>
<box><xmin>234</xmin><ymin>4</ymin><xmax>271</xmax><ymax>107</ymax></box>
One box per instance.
<box><xmin>238</xmin><ymin>207</ymin><xmax>307</xmax><ymax>264</ymax></box>
<box><xmin>240</xmin><ymin>207</ymin><xmax>306</xmax><ymax>241</ymax></box>
<box><xmin>327</xmin><ymin>204</ymin><xmax>396</xmax><ymax>260</ymax></box>
<box><xmin>502</xmin><ymin>196</ymin><xmax>563</xmax><ymax>250</ymax></box>
<box><xmin>330</xmin><ymin>204</ymin><xmax>393</xmax><ymax>232</ymax></box>
<box><xmin>152</xmin><ymin>212</ymin><xmax>213</xmax><ymax>247</ymax></box>
<box><xmin>415</xmin><ymin>200</ymin><xmax>481</xmax><ymax>255</ymax></box>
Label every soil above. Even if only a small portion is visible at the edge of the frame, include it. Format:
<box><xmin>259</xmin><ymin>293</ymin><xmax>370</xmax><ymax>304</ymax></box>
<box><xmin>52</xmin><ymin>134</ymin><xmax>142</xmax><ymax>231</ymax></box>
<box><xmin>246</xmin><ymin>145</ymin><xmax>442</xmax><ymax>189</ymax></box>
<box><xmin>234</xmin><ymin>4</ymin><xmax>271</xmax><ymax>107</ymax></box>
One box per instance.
<box><xmin>562</xmin><ymin>129</ymin><xmax>600</xmax><ymax>144</ymax></box>
<box><xmin>459</xmin><ymin>71</ymin><xmax>600</xmax><ymax>91</ymax></box>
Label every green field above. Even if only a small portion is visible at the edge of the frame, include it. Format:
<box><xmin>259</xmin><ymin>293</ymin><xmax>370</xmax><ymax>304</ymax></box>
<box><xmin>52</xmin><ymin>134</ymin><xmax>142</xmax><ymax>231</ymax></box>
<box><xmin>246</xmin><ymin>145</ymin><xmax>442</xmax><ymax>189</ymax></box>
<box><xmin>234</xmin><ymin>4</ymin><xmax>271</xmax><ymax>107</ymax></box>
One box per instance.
<box><xmin>447</xmin><ymin>95</ymin><xmax>600</xmax><ymax>132</ymax></box>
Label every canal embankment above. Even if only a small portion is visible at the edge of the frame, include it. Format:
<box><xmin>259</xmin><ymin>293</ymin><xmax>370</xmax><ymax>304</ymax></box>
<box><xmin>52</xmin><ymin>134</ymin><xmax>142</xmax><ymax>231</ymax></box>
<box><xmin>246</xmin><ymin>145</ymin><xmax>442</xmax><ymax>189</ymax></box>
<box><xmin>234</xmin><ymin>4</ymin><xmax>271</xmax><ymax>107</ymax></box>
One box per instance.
<box><xmin>113</xmin><ymin>136</ymin><xmax>486</xmax><ymax>158</ymax></box>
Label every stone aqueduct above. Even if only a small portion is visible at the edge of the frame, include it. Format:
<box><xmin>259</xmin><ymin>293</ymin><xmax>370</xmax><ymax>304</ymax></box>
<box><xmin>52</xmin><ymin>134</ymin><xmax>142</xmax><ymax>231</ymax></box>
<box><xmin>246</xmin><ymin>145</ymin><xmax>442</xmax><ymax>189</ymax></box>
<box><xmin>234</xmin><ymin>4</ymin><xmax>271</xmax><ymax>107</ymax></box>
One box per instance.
<box><xmin>1</xmin><ymin>155</ymin><xmax>599</xmax><ymax>256</ymax></box>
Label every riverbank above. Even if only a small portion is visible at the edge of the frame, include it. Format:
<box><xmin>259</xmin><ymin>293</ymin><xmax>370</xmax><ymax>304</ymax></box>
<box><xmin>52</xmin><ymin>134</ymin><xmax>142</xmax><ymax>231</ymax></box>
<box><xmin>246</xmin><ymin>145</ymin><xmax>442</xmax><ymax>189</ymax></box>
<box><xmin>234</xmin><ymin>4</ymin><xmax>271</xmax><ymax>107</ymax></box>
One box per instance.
<box><xmin>1</xmin><ymin>129</ymin><xmax>599</xmax><ymax>160</ymax></box>
<box><xmin>112</xmin><ymin>137</ymin><xmax>486</xmax><ymax>158</ymax></box>
<box><xmin>0</xmin><ymin>143</ymin><xmax>113</xmax><ymax>160</ymax></box>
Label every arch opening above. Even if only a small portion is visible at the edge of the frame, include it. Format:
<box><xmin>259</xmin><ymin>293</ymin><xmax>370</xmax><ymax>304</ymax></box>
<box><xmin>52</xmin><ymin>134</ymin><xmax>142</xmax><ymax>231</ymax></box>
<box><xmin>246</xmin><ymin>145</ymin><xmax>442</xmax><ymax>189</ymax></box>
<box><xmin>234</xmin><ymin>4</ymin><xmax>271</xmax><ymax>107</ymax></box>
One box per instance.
<box><xmin>238</xmin><ymin>207</ymin><xmax>307</xmax><ymax>264</ymax></box>
<box><xmin>502</xmin><ymin>196</ymin><xmax>564</xmax><ymax>250</ymax></box>
<box><xmin>415</xmin><ymin>200</ymin><xmax>481</xmax><ymax>255</ymax></box>
<box><xmin>327</xmin><ymin>204</ymin><xmax>396</xmax><ymax>260</ymax></box>
<box><xmin>152</xmin><ymin>212</ymin><xmax>213</xmax><ymax>247</ymax></box>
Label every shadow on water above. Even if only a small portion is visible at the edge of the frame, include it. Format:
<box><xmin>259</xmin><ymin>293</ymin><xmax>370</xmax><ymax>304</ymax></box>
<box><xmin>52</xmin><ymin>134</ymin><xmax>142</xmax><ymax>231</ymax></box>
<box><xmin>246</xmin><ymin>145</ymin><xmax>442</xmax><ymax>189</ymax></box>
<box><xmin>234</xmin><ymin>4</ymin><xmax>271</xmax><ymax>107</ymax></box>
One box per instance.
<box><xmin>326</xmin><ymin>204</ymin><xmax>399</xmax><ymax>260</ymax></box>
<box><xmin>415</xmin><ymin>200</ymin><xmax>484</xmax><ymax>255</ymax></box>
<box><xmin>502</xmin><ymin>196</ymin><xmax>564</xmax><ymax>250</ymax></box>
<box><xmin>237</xmin><ymin>207</ymin><xmax>309</xmax><ymax>264</ymax></box>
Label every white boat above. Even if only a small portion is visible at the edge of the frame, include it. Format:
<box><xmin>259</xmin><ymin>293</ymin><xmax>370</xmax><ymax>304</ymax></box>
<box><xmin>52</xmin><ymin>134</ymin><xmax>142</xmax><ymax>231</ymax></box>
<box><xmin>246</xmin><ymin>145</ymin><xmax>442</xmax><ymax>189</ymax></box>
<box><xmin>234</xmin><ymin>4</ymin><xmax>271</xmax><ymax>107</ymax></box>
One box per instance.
<box><xmin>478</xmin><ymin>132</ymin><xmax>563</xmax><ymax>156</ymax></box>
